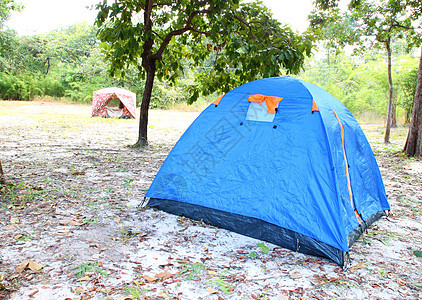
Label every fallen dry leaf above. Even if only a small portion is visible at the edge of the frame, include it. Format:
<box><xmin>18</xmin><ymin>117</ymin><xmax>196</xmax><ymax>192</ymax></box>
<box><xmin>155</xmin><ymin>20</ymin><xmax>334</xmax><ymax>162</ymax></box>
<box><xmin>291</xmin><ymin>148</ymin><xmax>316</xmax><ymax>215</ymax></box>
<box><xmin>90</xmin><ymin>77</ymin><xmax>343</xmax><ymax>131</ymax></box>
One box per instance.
<box><xmin>350</xmin><ymin>261</ymin><xmax>365</xmax><ymax>273</ymax></box>
<box><xmin>289</xmin><ymin>273</ymin><xmax>301</xmax><ymax>279</ymax></box>
<box><xmin>71</xmin><ymin>171</ymin><xmax>85</xmax><ymax>175</ymax></box>
<box><xmin>60</xmin><ymin>218</ymin><xmax>83</xmax><ymax>226</ymax></box>
<box><xmin>397</xmin><ymin>279</ymin><xmax>408</xmax><ymax>286</ymax></box>
<box><xmin>143</xmin><ymin>276</ymin><xmax>158</xmax><ymax>283</ymax></box>
<box><xmin>138</xmin><ymin>232</ymin><xmax>147</xmax><ymax>242</ymax></box>
<box><xmin>208</xmin><ymin>270</ymin><xmax>219</xmax><ymax>276</ymax></box>
<box><xmin>156</xmin><ymin>270</ymin><xmax>174</xmax><ymax>281</ymax></box>
<box><xmin>28</xmin><ymin>290</ymin><xmax>39</xmax><ymax>297</ymax></box>
<box><xmin>10</xmin><ymin>217</ymin><xmax>19</xmax><ymax>224</ymax></box>
<box><xmin>16</xmin><ymin>261</ymin><xmax>44</xmax><ymax>273</ymax></box>
<box><xmin>69</xmin><ymin>220</ymin><xmax>83</xmax><ymax>226</ymax></box>
<box><xmin>59</xmin><ymin>218</ymin><xmax>71</xmax><ymax>225</ymax></box>
<box><xmin>76</xmin><ymin>276</ymin><xmax>91</xmax><ymax>282</ymax></box>
<box><xmin>3</xmin><ymin>224</ymin><xmax>18</xmax><ymax>231</ymax></box>
<box><xmin>157</xmin><ymin>291</ymin><xmax>170</xmax><ymax>298</ymax></box>
<box><xmin>207</xmin><ymin>287</ymin><xmax>219</xmax><ymax>294</ymax></box>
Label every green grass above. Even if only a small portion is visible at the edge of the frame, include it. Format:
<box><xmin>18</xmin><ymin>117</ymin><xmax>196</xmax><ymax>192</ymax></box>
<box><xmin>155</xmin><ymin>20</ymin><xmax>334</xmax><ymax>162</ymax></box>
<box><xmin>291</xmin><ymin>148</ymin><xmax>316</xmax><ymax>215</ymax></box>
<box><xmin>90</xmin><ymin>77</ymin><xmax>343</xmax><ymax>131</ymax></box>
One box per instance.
<box><xmin>71</xmin><ymin>261</ymin><xmax>108</xmax><ymax>279</ymax></box>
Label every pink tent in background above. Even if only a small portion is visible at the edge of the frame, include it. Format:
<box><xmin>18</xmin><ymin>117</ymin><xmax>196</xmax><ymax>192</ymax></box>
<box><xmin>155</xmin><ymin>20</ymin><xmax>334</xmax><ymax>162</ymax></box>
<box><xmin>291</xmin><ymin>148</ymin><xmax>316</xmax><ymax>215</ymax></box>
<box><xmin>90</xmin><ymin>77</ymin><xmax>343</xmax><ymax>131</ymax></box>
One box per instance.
<box><xmin>92</xmin><ymin>87</ymin><xmax>136</xmax><ymax>119</ymax></box>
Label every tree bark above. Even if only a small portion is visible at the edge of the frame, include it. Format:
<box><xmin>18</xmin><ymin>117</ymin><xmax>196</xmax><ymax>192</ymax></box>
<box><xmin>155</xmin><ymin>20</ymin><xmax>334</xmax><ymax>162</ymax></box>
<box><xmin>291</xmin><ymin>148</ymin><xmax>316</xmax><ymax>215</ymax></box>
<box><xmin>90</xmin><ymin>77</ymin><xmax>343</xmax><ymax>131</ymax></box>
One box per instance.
<box><xmin>384</xmin><ymin>40</ymin><xmax>394</xmax><ymax>143</ymax></box>
<box><xmin>391</xmin><ymin>95</ymin><xmax>397</xmax><ymax>128</ymax></box>
<box><xmin>136</xmin><ymin>61</ymin><xmax>156</xmax><ymax>147</ymax></box>
<box><xmin>405</xmin><ymin>108</ymin><xmax>411</xmax><ymax>125</ymax></box>
<box><xmin>133</xmin><ymin>0</ymin><xmax>155</xmax><ymax>148</ymax></box>
<box><xmin>0</xmin><ymin>160</ymin><xmax>5</xmax><ymax>185</ymax></box>
<box><xmin>404</xmin><ymin>47</ymin><xmax>422</xmax><ymax>157</ymax></box>
<box><xmin>43</xmin><ymin>57</ymin><xmax>51</xmax><ymax>75</ymax></box>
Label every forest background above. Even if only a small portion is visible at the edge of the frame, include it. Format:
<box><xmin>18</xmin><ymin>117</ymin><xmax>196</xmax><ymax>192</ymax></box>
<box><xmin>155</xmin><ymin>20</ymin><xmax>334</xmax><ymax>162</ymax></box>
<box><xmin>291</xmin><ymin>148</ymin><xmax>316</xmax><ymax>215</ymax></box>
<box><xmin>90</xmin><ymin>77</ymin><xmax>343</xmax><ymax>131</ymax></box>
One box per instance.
<box><xmin>0</xmin><ymin>11</ymin><xmax>419</xmax><ymax>125</ymax></box>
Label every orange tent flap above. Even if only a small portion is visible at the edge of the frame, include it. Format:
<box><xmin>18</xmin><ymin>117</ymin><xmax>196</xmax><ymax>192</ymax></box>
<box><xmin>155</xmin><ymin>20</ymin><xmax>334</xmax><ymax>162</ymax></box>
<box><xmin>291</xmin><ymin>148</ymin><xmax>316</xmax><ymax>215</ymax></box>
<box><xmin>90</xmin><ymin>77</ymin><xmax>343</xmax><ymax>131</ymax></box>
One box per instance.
<box><xmin>248</xmin><ymin>94</ymin><xmax>283</xmax><ymax>113</ymax></box>
<box><xmin>213</xmin><ymin>94</ymin><xmax>224</xmax><ymax>105</ymax></box>
<box><xmin>312</xmin><ymin>99</ymin><xmax>319</xmax><ymax>112</ymax></box>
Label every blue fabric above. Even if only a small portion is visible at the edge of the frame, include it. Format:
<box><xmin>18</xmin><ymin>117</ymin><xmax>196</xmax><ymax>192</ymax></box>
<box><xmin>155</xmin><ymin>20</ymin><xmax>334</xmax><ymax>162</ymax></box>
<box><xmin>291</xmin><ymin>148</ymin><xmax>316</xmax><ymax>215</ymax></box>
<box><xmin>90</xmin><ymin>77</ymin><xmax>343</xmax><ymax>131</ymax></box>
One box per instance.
<box><xmin>146</xmin><ymin>76</ymin><xmax>390</xmax><ymax>253</ymax></box>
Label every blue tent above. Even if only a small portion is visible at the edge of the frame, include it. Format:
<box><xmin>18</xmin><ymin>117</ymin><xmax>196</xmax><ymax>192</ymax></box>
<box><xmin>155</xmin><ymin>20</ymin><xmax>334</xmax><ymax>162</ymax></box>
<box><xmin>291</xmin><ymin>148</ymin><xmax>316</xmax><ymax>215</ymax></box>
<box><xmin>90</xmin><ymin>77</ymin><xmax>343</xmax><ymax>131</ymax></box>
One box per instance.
<box><xmin>145</xmin><ymin>76</ymin><xmax>390</xmax><ymax>266</ymax></box>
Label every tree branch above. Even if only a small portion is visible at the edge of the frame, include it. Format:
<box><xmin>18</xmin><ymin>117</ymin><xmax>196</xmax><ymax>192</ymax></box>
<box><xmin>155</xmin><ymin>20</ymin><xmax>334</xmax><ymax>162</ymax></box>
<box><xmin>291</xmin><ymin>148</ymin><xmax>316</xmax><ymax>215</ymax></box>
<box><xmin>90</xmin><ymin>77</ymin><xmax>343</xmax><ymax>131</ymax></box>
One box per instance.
<box><xmin>151</xmin><ymin>30</ymin><xmax>165</xmax><ymax>41</ymax></box>
<box><xmin>189</xmin><ymin>27</ymin><xmax>210</xmax><ymax>35</ymax></box>
<box><xmin>152</xmin><ymin>2</ymin><xmax>172</xmax><ymax>8</ymax></box>
<box><xmin>391</xmin><ymin>21</ymin><xmax>416</xmax><ymax>31</ymax></box>
<box><xmin>151</xmin><ymin>9</ymin><xmax>212</xmax><ymax>60</ymax></box>
<box><xmin>233</xmin><ymin>15</ymin><xmax>258</xmax><ymax>41</ymax></box>
<box><xmin>141</xmin><ymin>0</ymin><xmax>154</xmax><ymax>66</ymax></box>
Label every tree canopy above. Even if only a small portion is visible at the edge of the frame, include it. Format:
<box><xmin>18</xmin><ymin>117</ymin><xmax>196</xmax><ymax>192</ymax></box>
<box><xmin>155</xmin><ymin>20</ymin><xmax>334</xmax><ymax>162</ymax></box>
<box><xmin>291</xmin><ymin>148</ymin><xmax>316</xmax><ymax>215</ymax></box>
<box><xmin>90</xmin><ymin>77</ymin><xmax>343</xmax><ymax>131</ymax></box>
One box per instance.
<box><xmin>309</xmin><ymin>0</ymin><xmax>422</xmax><ymax>149</ymax></box>
<box><xmin>347</xmin><ymin>0</ymin><xmax>422</xmax><ymax>154</ymax></box>
<box><xmin>0</xmin><ymin>0</ymin><xmax>22</xmax><ymax>28</ymax></box>
<box><xmin>0</xmin><ymin>0</ymin><xmax>22</xmax><ymax>68</ymax></box>
<box><xmin>95</xmin><ymin>0</ymin><xmax>313</xmax><ymax>146</ymax></box>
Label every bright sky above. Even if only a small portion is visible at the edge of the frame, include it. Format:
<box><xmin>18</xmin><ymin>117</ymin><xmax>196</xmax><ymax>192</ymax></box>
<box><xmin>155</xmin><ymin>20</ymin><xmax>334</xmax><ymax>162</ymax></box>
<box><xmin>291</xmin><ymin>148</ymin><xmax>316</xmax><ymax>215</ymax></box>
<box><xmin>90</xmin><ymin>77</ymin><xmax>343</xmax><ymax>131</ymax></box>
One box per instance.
<box><xmin>5</xmin><ymin>0</ymin><xmax>314</xmax><ymax>36</ymax></box>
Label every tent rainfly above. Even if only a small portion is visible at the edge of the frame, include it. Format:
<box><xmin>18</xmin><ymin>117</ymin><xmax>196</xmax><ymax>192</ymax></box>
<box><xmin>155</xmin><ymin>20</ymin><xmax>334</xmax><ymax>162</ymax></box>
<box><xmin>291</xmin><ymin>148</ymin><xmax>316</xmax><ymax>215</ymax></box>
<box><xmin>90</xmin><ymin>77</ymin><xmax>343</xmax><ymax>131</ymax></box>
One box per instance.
<box><xmin>144</xmin><ymin>76</ymin><xmax>390</xmax><ymax>266</ymax></box>
<box><xmin>92</xmin><ymin>87</ymin><xmax>136</xmax><ymax>119</ymax></box>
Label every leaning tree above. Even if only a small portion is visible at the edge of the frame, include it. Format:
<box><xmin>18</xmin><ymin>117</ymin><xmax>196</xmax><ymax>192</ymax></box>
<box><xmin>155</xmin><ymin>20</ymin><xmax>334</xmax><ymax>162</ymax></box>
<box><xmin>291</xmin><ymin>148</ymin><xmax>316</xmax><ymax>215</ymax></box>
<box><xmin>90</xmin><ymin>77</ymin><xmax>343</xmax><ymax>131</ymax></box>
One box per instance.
<box><xmin>95</xmin><ymin>0</ymin><xmax>312</xmax><ymax>147</ymax></box>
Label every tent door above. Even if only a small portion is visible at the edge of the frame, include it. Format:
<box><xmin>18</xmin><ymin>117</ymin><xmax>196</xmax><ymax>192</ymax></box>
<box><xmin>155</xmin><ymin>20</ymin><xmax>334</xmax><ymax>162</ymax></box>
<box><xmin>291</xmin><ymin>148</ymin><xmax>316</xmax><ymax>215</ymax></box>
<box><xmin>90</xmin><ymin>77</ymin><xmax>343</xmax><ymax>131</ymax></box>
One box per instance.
<box><xmin>106</xmin><ymin>107</ymin><xmax>123</xmax><ymax>118</ymax></box>
<box><xmin>333</xmin><ymin>109</ymin><xmax>362</xmax><ymax>224</ymax></box>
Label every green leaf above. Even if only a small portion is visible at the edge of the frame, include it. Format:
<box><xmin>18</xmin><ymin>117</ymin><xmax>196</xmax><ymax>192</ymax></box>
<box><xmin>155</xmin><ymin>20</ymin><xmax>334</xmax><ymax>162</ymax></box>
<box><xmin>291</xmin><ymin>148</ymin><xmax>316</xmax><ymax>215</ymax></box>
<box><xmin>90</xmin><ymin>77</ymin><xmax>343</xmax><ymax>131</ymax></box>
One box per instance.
<box><xmin>250</xmin><ymin>251</ymin><xmax>256</xmax><ymax>259</ymax></box>
<box><xmin>205</xmin><ymin>278</ymin><xmax>234</xmax><ymax>294</ymax></box>
<box><xmin>257</xmin><ymin>243</ymin><xmax>269</xmax><ymax>254</ymax></box>
<box><xmin>192</xmin><ymin>262</ymin><xmax>205</xmax><ymax>274</ymax></box>
<box><xmin>414</xmin><ymin>250</ymin><xmax>422</xmax><ymax>257</ymax></box>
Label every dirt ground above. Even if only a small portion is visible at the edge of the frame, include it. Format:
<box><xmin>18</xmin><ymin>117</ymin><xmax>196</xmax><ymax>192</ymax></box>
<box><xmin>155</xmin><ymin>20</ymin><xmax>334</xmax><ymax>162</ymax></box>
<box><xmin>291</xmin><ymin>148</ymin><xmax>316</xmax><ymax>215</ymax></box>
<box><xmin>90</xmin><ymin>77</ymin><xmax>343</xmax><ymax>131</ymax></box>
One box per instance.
<box><xmin>0</xmin><ymin>100</ymin><xmax>421</xmax><ymax>300</ymax></box>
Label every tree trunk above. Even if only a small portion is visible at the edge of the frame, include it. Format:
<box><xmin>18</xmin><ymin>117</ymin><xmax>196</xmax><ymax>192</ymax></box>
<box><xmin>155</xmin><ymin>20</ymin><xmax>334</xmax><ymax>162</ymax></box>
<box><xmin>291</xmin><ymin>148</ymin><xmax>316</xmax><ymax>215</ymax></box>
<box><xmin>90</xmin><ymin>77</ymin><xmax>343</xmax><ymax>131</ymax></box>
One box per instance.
<box><xmin>0</xmin><ymin>160</ymin><xmax>5</xmax><ymax>185</ymax></box>
<box><xmin>327</xmin><ymin>47</ymin><xmax>330</xmax><ymax>66</ymax></box>
<box><xmin>404</xmin><ymin>47</ymin><xmax>422</xmax><ymax>157</ymax></box>
<box><xmin>133</xmin><ymin>0</ymin><xmax>155</xmax><ymax>148</ymax></box>
<box><xmin>391</xmin><ymin>95</ymin><xmax>397</xmax><ymax>128</ymax></box>
<box><xmin>135</xmin><ymin>61</ymin><xmax>156</xmax><ymax>147</ymax></box>
<box><xmin>405</xmin><ymin>109</ymin><xmax>411</xmax><ymax>125</ymax></box>
<box><xmin>384</xmin><ymin>40</ymin><xmax>394</xmax><ymax>143</ymax></box>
